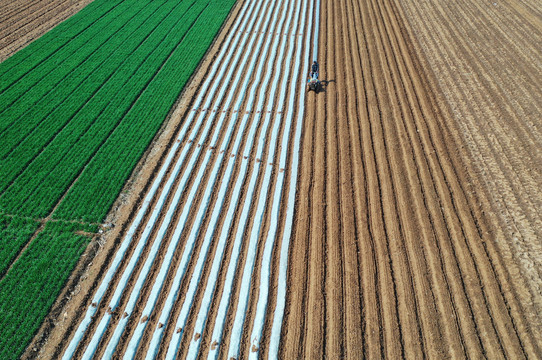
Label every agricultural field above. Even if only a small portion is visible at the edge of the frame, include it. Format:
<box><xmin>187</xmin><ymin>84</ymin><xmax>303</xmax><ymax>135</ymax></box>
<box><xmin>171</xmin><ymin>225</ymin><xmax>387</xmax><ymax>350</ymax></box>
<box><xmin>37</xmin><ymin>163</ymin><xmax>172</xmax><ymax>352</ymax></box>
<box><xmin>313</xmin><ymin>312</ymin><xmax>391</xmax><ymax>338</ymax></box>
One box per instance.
<box><xmin>1</xmin><ymin>0</ymin><xmax>541</xmax><ymax>359</ymax></box>
<box><xmin>0</xmin><ymin>0</ymin><xmax>237</xmax><ymax>358</ymax></box>
<box><xmin>0</xmin><ymin>221</ymin><xmax>95</xmax><ymax>359</ymax></box>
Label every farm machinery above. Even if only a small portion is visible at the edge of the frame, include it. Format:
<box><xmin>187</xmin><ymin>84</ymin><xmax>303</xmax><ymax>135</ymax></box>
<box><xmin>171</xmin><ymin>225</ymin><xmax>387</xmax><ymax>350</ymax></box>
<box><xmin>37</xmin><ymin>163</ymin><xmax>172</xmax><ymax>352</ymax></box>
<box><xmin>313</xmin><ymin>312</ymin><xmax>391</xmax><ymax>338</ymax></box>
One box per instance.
<box><xmin>307</xmin><ymin>76</ymin><xmax>321</xmax><ymax>93</ymax></box>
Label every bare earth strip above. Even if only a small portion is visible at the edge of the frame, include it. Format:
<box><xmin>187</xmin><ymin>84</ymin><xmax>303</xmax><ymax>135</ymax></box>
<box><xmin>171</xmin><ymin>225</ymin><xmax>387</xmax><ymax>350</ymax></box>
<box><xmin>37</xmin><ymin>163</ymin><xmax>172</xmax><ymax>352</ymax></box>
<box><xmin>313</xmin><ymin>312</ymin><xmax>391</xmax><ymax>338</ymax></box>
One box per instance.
<box><xmin>34</xmin><ymin>0</ymin><xmax>541</xmax><ymax>358</ymax></box>
<box><xmin>0</xmin><ymin>0</ymin><xmax>95</xmax><ymax>62</ymax></box>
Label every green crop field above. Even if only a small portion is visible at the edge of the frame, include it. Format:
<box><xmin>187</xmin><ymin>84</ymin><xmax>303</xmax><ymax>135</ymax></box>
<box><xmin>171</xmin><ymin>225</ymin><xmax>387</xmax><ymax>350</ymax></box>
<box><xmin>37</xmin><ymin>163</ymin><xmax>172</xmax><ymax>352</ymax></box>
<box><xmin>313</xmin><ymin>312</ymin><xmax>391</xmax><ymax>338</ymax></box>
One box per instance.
<box><xmin>0</xmin><ymin>215</ymin><xmax>39</xmax><ymax>278</ymax></box>
<box><xmin>0</xmin><ymin>0</ymin><xmax>237</xmax><ymax>357</ymax></box>
<box><xmin>0</xmin><ymin>221</ymin><xmax>96</xmax><ymax>359</ymax></box>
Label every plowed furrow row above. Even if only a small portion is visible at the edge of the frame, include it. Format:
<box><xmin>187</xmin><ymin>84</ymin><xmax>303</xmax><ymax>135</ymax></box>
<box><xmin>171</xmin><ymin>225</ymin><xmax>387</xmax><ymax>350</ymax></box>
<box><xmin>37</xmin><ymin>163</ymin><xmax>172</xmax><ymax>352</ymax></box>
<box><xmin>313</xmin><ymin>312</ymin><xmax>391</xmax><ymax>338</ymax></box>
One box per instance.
<box><xmin>398</xmin><ymin>0</ymin><xmax>542</xmax><ymax>343</ymax></box>
<box><xmin>0</xmin><ymin>0</ymin><xmax>95</xmax><ymax>62</ymax></box>
<box><xmin>0</xmin><ymin>0</ymin><xmax>66</xmax><ymax>33</ymax></box>
<box><xmin>378</xmin><ymin>1</ymin><xmax>521</xmax><ymax>357</ymax></box>
<box><xmin>0</xmin><ymin>0</ymin><xmax>48</xmax><ymax>19</ymax></box>
<box><xmin>372</xmin><ymin>0</ymin><xmax>496</xmax><ymax>358</ymax></box>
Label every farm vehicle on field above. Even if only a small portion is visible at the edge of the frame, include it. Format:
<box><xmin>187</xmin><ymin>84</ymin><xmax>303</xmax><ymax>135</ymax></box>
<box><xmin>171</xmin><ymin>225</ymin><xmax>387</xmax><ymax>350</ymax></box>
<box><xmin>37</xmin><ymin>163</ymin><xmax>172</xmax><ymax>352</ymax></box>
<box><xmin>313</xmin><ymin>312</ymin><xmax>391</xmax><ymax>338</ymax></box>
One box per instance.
<box><xmin>307</xmin><ymin>76</ymin><xmax>321</xmax><ymax>93</ymax></box>
<box><xmin>307</xmin><ymin>60</ymin><xmax>320</xmax><ymax>93</ymax></box>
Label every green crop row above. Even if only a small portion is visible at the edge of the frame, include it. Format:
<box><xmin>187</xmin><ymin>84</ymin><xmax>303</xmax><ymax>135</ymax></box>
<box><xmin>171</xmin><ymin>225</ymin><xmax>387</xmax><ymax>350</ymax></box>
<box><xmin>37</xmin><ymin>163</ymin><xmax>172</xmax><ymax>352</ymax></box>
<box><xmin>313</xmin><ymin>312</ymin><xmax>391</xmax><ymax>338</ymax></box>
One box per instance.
<box><xmin>0</xmin><ymin>0</ymin><xmax>128</xmax><ymax>100</ymax></box>
<box><xmin>0</xmin><ymin>0</ymin><xmax>199</xmax><ymax>215</ymax></box>
<box><xmin>0</xmin><ymin>215</ymin><xmax>39</xmax><ymax>278</ymax></box>
<box><xmin>0</xmin><ymin>0</ymin><xmax>162</xmax><ymax>162</ymax></box>
<box><xmin>0</xmin><ymin>221</ymin><xmax>95</xmax><ymax>359</ymax></box>
<box><xmin>0</xmin><ymin>0</ymin><xmax>237</xmax><ymax>222</ymax></box>
<box><xmin>0</xmin><ymin>0</ymin><xmax>124</xmax><ymax>83</ymax></box>
<box><xmin>55</xmin><ymin>0</ymin><xmax>239</xmax><ymax>222</ymax></box>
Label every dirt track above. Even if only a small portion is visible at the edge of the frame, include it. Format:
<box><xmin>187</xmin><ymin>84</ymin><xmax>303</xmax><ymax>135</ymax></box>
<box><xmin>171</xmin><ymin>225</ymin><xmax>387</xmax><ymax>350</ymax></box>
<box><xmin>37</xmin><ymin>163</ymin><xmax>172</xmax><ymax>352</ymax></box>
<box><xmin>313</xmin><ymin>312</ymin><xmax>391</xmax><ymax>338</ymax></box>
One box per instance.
<box><xmin>0</xmin><ymin>0</ymin><xmax>95</xmax><ymax>62</ymax></box>
<box><xmin>13</xmin><ymin>0</ymin><xmax>541</xmax><ymax>358</ymax></box>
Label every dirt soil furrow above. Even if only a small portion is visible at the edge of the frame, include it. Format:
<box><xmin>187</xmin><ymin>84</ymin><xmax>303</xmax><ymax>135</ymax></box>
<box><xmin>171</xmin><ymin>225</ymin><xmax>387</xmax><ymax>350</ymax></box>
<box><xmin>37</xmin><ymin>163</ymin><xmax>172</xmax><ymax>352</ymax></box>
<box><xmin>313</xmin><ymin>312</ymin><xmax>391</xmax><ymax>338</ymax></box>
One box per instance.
<box><xmin>0</xmin><ymin>0</ymin><xmax>95</xmax><ymax>62</ymax></box>
<box><xmin>283</xmin><ymin>0</ymin><xmax>540</xmax><ymax>357</ymax></box>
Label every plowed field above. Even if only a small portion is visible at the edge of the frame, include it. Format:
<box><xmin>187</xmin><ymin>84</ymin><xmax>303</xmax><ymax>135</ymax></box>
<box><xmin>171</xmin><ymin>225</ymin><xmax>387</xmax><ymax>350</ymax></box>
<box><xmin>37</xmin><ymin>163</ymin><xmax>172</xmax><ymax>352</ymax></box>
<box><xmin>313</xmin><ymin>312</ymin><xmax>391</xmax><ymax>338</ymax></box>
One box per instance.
<box><xmin>283</xmin><ymin>0</ymin><xmax>541</xmax><ymax>357</ymax></box>
<box><xmin>0</xmin><ymin>0</ymin><xmax>94</xmax><ymax>61</ymax></box>
<box><xmin>26</xmin><ymin>0</ymin><xmax>542</xmax><ymax>358</ymax></box>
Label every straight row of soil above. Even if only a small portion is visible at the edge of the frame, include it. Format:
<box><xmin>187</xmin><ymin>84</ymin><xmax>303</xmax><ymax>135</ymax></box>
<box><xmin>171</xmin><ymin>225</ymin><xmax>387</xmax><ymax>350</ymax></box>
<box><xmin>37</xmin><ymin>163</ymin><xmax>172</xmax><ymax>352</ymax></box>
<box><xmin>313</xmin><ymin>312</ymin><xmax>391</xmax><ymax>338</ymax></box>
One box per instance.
<box><xmin>399</xmin><ymin>0</ymin><xmax>542</xmax><ymax>339</ymax></box>
<box><xmin>0</xmin><ymin>0</ymin><xmax>95</xmax><ymax>62</ymax></box>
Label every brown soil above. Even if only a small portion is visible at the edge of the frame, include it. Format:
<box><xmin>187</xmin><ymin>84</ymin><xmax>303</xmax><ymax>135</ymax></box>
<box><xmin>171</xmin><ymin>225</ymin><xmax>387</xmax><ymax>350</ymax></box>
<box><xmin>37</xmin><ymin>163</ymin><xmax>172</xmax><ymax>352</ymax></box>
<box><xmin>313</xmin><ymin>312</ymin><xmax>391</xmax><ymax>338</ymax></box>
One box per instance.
<box><xmin>283</xmin><ymin>0</ymin><xmax>541</xmax><ymax>357</ymax></box>
<box><xmin>0</xmin><ymin>0</ymin><xmax>95</xmax><ymax>62</ymax></box>
<box><xmin>27</xmin><ymin>0</ymin><xmax>542</xmax><ymax>358</ymax></box>
<box><xmin>398</xmin><ymin>0</ymin><xmax>542</xmax><ymax>340</ymax></box>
